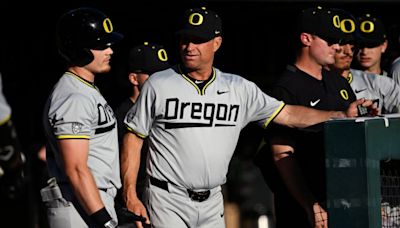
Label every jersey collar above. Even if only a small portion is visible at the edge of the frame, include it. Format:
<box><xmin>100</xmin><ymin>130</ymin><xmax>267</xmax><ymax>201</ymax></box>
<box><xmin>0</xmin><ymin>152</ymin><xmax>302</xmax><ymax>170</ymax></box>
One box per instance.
<box><xmin>66</xmin><ymin>71</ymin><xmax>96</xmax><ymax>89</ymax></box>
<box><xmin>178</xmin><ymin>64</ymin><xmax>216</xmax><ymax>95</ymax></box>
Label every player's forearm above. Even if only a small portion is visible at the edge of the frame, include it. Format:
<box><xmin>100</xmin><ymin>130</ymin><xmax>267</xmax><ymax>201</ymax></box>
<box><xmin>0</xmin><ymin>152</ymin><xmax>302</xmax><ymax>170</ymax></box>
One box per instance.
<box><xmin>275</xmin><ymin>155</ymin><xmax>316</xmax><ymax>210</ymax></box>
<box><xmin>121</xmin><ymin>132</ymin><xmax>143</xmax><ymax>204</ymax></box>
<box><xmin>276</xmin><ymin>105</ymin><xmax>345</xmax><ymax>128</ymax></box>
<box><xmin>59</xmin><ymin>139</ymin><xmax>105</xmax><ymax>215</ymax></box>
<box><xmin>66</xmin><ymin>165</ymin><xmax>104</xmax><ymax>214</ymax></box>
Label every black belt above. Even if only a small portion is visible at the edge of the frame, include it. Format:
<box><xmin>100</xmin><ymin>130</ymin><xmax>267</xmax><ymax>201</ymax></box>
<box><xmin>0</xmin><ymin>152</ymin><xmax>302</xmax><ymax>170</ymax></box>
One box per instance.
<box><xmin>149</xmin><ymin>176</ymin><xmax>210</xmax><ymax>202</ymax></box>
<box><xmin>149</xmin><ymin>176</ymin><xmax>169</xmax><ymax>191</ymax></box>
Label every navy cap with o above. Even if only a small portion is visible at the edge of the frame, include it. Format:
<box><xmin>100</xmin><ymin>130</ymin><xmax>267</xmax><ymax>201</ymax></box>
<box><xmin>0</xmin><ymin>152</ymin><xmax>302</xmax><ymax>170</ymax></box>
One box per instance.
<box><xmin>357</xmin><ymin>14</ymin><xmax>387</xmax><ymax>48</ymax></box>
<box><xmin>297</xmin><ymin>6</ymin><xmax>343</xmax><ymax>45</ymax></box>
<box><xmin>175</xmin><ymin>7</ymin><xmax>222</xmax><ymax>41</ymax></box>
<box><xmin>128</xmin><ymin>42</ymin><xmax>170</xmax><ymax>75</ymax></box>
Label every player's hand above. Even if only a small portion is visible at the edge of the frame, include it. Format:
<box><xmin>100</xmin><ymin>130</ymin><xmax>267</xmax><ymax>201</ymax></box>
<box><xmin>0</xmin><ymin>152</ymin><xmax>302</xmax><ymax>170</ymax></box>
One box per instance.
<box><xmin>37</xmin><ymin>145</ymin><xmax>47</xmax><ymax>162</ymax></box>
<box><xmin>313</xmin><ymin>203</ymin><xmax>328</xmax><ymax>228</ymax></box>
<box><xmin>346</xmin><ymin>98</ymin><xmax>379</xmax><ymax>118</ymax></box>
<box><xmin>126</xmin><ymin>197</ymin><xmax>150</xmax><ymax>228</ymax></box>
<box><xmin>118</xmin><ymin>207</ymin><xmax>151</xmax><ymax>227</ymax></box>
<box><xmin>306</xmin><ymin>202</ymin><xmax>328</xmax><ymax>228</ymax></box>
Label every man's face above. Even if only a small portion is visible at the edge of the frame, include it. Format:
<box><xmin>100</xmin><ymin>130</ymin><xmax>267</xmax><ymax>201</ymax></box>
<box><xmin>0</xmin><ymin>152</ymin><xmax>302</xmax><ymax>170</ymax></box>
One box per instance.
<box><xmin>334</xmin><ymin>43</ymin><xmax>355</xmax><ymax>71</ymax></box>
<box><xmin>356</xmin><ymin>41</ymin><xmax>387</xmax><ymax>70</ymax></box>
<box><xmin>308</xmin><ymin>34</ymin><xmax>341</xmax><ymax>66</ymax></box>
<box><xmin>178</xmin><ymin>35</ymin><xmax>221</xmax><ymax>71</ymax></box>
<box><xmin>87</xmin><ymin>47</ymin><xmax>113</xmax><ymax>74</ymax></box>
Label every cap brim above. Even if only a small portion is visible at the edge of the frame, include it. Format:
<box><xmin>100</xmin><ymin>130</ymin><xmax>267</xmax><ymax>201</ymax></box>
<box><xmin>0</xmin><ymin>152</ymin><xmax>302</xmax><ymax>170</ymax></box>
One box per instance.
<box><xmin>356</xmin><ymin>38</ymin><xmax>384</xmax><ymax>48</ymax></box>
<box><xmin>339</xmin><ymin>37</ymin><xmax>355</xmax><ymax>45</ymax></box>
<box><xmin>175</xmin><ymin>29</ymin><xmax>213</xmax><ymax>41</ymax></box>
<box><xmin>130</xmin><ymin>62</ymin><xmax>170</xmax><ymax>75</ymax></box>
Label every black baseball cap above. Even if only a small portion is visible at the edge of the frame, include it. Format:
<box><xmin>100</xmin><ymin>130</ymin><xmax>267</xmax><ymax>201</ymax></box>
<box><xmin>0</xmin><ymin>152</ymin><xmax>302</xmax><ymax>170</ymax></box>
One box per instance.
<box><xmin>331</xmin><ymin>8</ymin><xmax>358</xmax><ymax>45</ymax></box>
<box><xmin>297</xmin><ymin>6</ymin><xmax>343</xmax><ymax>45</ymax></box>
<box><xmin>175</xmin><ymin>7</ymin><xmax>222</xmax><ymax>41</ymax></box>
<box><xmin>128</xmin><ymin>42</ymin><xmax>170</xmax><ymax>75</ymax></box>
<box><xmin>357</xmin><ymin>14</ymin><xmax>387</xmax><ymax>48</ymax></box>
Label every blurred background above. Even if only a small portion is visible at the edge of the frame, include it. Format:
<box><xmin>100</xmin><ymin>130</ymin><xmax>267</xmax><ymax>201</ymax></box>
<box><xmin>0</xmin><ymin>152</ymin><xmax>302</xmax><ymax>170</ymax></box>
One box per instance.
<box><xmin>1</xmin><ymin>0</ymin><xmax>400</xmax><ymax>227</ymax></box>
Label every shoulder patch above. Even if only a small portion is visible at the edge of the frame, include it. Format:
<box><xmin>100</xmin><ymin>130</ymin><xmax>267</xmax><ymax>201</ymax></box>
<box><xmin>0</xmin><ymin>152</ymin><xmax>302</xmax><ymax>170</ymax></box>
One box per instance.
<box><xmin>72</xmin><ymin>122</ymin><xmax>83</xmax><ymax>134</ymax></box>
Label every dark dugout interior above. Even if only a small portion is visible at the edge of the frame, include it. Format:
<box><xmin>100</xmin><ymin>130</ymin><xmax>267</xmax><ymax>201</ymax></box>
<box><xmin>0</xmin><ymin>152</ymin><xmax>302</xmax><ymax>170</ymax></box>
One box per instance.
<box><xmin>1</xmin><ymin>0</ymin><xmax>400</xmax><ymax>160</ymax></box>
<box><xmin>1</xmin><ymin>1</ymin><xmax>400</xmax><ymax>227</ymax></box>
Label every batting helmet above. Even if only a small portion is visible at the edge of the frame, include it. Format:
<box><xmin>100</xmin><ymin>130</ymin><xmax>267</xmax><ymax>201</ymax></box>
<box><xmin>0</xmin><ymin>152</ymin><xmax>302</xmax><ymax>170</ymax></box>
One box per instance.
<box><xmin>56</xmin><ymin>7</ymin><xmax>123</xmax><ymax>67</ymax></box>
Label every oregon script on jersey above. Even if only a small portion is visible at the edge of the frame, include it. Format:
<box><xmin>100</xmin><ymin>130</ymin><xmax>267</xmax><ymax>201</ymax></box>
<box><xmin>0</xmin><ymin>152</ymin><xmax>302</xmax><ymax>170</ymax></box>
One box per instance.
<box><xmin>125</xmin><ymin>65</ymin><xmax>284</xmax><ymax>190</ymax></box>
<box><xmin>43</xmin><ymin>72</ymin><xmax>121</xmax><ymax>189</ymax></box>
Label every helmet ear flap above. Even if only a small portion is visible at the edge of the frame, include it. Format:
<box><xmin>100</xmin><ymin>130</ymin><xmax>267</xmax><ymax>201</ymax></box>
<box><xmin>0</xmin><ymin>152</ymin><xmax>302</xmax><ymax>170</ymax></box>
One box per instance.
<box><xmin>58</xmin><ymin>46</ymin><xmax>94</xmax><ymax>67</ymax></box>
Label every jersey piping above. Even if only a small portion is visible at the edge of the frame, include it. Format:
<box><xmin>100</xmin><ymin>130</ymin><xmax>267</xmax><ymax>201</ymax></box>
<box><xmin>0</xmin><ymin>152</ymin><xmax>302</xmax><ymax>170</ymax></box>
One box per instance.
<box><xmin>263</xmin><ymin>103</ymin><xmax>285</xmax><ymax>128</ymax></box>
<box><xmin>178</xmin><ymin>65</ymin><xmax>216</xmax><ymax>95</ymax></box>
<box><xmin>66</xmin><ymin>71</ymin><xmax>96</xmax><ymax>89</ymax></box>
<box><xmin>0</xmin><ymin>114</ymin><xmax>11</xmax><ymax>126</ymax></box>
<box><xmin>126</xmin><ymin>126</ymin><xmax>147</xmax><ymax>139</ymax></box>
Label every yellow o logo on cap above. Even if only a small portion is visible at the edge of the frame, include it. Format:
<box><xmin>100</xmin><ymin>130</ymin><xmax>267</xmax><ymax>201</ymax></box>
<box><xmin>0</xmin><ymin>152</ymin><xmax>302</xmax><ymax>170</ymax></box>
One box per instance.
<box><xmin>189</xmin><ymin>13</ymin><xmax>203</xmax><ymax>26</ymax></box>
<box><xmin>360</xmin><ymin>21</ymin><xmax>374</xmax><ymax>33</ymax></box>
<box><xmin>103</xmin><ymin>18</ymin><xmax>113</xmax><ymax>33</ymax></box>
<box><xmin>341</xmin><ymin>19</ymin><xmax>355</xmax><ymax>33</ymax></box>
<box><xmin>340</xmin><ymin>90</ymin><xmax>349</xmax><ymax>100</ymax></box>
<box><xmin>157</xmin><ymin>49</ymin><xmax>168</xmax><ymax>62</ymax></box>
<box><xmin>333</xmin><ymin>15</ymin><xmax>341</xmax><ymax>29</ymax></box>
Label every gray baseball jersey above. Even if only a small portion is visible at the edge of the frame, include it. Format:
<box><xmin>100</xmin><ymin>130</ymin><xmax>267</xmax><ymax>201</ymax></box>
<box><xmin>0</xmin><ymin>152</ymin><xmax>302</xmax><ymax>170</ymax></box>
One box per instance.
<box><xmin>0</xmin><ymin>73</ymin><xmax>11</xmax><ymax>123</ymax></box>
<box><xmin>124</xmin><ymin>65</ymin><xmax>284</xmax><ymax>190</ymax></box>
<box><xmin>43</xmin><ymin>72</ymin><xmax>121</xmax><ymax>189</ymax></box>
<box><xmin>349</xmin><ymin>69</ymin><xmax>400</xmax><ymax>113</ymax></box>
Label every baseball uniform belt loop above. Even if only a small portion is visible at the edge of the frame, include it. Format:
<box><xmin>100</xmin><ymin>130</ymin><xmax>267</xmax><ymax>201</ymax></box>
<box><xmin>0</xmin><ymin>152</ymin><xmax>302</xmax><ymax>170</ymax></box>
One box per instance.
<box><xmin>187</xmin><ymin>189</ymin><xmax>210</xmax><ymax>202</ymax></box>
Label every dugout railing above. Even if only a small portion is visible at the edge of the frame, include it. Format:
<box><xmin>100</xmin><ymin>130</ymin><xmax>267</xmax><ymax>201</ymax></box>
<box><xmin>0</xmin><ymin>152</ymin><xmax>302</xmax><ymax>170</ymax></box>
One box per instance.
<box><xmin>324</xmin><ymin>114</ymin><xmax>400</xmax><ymax>228</ymax></box>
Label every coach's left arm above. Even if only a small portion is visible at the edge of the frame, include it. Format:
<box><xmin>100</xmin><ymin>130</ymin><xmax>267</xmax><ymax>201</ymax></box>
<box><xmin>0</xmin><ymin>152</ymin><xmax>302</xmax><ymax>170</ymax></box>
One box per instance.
<box><xmin>120</xmin><ymin>132</ymin><xmax>150</xmax><ymax>228</ymax></box>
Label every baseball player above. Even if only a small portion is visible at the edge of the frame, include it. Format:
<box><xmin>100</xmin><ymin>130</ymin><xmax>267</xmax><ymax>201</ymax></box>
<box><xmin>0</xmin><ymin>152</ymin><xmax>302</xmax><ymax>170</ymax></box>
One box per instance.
<box><xmin>329</xmin><ymin>9</ymin><xmax>400</xmax><ymax>114</ymax></box>
<box><xmin>390</xmin><ymin>31</ymin><xmax>400</xmax><ymax>85</ymax></box>
<box><xmin>41</xmin><ymin>8</ymin><xmax>123</xmax><ymax>228</ymax></box>
<box><xmin>0</xmin><ymin>72</ymin><xmax>26</xmax><ymax>200</ymax></box>
<box><xmin>355</xmin><ymin>13</ymin><xmax>388</xmax><ymax>76</ymax></box>
<box><xmin>255</xmin><ymin>6</ymin><xmax>379</xmax><ymax>228</ymax></box>
<box><xmin>390</xmin><ymin>52</ymin><xmax>400</xmax><ymax>85</ymax></box>
<box><xmin>114</xmin><ymin>42</ymin><xmax>170</xmax><ymax>226</ymax></box>
<box><xmin>120</xmin><ymin>7</ymin><xmax>376</xmax><ymax>228</ymax></box>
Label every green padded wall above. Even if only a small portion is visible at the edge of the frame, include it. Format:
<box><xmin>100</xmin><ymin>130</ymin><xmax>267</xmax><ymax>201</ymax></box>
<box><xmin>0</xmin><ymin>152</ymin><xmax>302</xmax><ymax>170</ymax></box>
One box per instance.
<box><xmin>324</xmin><ymin>116</ymin><xmax>400</xmax><ymax>228</ymax></box>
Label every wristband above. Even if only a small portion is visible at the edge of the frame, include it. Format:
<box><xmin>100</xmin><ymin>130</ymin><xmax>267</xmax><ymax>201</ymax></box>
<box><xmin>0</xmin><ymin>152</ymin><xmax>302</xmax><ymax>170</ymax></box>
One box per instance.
<box><xmin>104</xmin><ymin>219</ymin><xmax>118</xmax><ymax>228</ymax></box>
<box><xmin>90</xmin><ymin>207</ymin><xmax>115</xmax><ymax>228</ymax></box>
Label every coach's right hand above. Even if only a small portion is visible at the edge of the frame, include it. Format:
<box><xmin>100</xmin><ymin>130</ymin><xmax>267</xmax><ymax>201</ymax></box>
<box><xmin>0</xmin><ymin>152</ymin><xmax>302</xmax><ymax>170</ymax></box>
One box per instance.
<box><xmin>345</xmin><ymin>98</ymin><xmax>379</xmax><ymax>117</ymax></box>
<box><xmin>126</xmin><ymin>196</ymin><xmax>150</xmax><ymax>228</ymax></box>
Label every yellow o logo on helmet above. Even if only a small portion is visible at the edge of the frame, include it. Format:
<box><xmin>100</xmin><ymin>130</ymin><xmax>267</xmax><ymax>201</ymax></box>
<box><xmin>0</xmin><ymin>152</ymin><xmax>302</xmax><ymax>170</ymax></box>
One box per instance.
<box><xmin>360</xmin><ymin>21</ymin><xmax>374</xmax><ymax>33</ymax></box>
<box><xmin>103</xmin><ymin>18</ymin><xmax>113</xmax><ymax>33</ymax></box>
<box><xmin>158</xmin><ymin>49</ymin><xmax>168</xmax><ymax>62</ymax></box>
<box><xmin>340</xmin><ymin>90</ymin><xmax>349</xmax><ymax>100</ymax></box>
<box><xmin>189</xmin><ymin>13</ymin><xmax>203</xmax><ymax>26</ymax></box>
